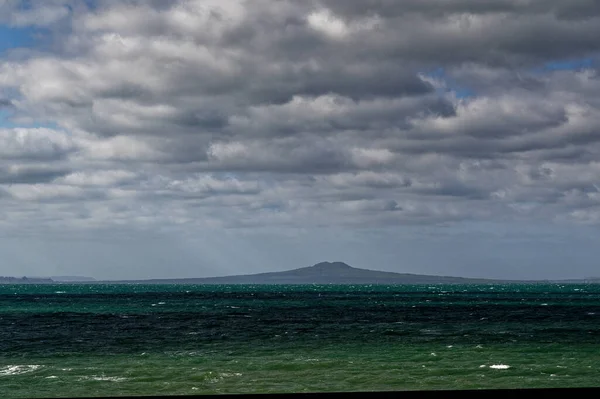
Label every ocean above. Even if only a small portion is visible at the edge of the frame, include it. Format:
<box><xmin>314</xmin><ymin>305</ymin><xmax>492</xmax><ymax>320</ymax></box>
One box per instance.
<box><xmin>1</xmin><ymin>283</ymin><xmax>599</xmax><ymax>398</ymax></box>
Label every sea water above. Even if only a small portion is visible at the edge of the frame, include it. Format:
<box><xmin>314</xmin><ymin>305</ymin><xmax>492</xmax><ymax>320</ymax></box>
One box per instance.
<box><xmin>1</xmin><ymin>284</ymin><xmax>600</xmax><ymax>397</ymax></box>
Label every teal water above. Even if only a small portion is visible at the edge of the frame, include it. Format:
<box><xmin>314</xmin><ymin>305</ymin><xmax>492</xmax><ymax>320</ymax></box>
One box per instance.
<box><xmin>1</xmin><ymin>284</ymin><xmax>600</xmax><ymax>397</ymax></box>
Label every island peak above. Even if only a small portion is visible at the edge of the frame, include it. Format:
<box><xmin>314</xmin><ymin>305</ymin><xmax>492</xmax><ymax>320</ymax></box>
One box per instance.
<box><xmin>311</xmin><ymin>261</ymin><xmax>353</xmax><ymax>269</ymax></box>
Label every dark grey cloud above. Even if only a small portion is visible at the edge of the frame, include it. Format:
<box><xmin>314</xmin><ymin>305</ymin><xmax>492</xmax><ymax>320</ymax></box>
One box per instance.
<box><xmin>0</xmin><ymin>99</ymin><xmax>13</xmax><ymax>108</ymax></box>
<box><xmin>321</xmin><ymin>0</ymin><xmax>600</xmax><ymax>19</ymax></box>
<box><xmin>0</xmin><ymin>165</ymin><xmax>71</xmax><ymax>185</ymax></box>
<box><xmin>414</xmin><ymin>181</ymin><xmax>490</xmax><ymax>200</ymax></box>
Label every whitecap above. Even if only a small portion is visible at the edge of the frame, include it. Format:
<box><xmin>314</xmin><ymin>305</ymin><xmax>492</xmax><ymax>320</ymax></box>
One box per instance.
<box><xmin>83</xmin><ymin>375</ymin><xmax>127</xmax><ymax>382</ymax></box>
<box><xmin>45</xmin><ymin>376</ymin><xmax>58</xmax><ymax>379</ymax></box>
<box><xmin>430</xmin><ymin>352</ymin><xmax>437</xmax><ymax>356</ymax></box>
<box><xmin>489</xmin><ymin>364</ymin><xmax>510</xmax><ymax>369</ymax></box>
<box><xmin>0</xmin><ymin>365</ymin><xmax>42</xmax><ymax>376</ymax></box>
<box><xmin>157</xmin><ymin>302</ymin><xmax>166</xmax><ymax>305</ymax></box>
<box><xmin>220</xmin><ymin>373</ymin><xmax>242</xmax><ymax>377</ymax></box>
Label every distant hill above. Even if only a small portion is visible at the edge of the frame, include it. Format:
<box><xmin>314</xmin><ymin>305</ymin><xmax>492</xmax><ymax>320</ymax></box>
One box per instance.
<box><xmin>107</xmin><ymin>261</ymin><xmax>539</xmax><ymax>285</ymax></box>
<box><xmin>1</xmin><ymin>263</ymin><xmax>595</xmax><ymax>285</ymax></box>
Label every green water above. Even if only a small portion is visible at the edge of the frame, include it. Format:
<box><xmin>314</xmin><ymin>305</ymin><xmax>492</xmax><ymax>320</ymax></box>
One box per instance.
<box><xmin>1</xmin><ymin>284</ymin><xmax>599</xmax><ymax>397</ymax></box>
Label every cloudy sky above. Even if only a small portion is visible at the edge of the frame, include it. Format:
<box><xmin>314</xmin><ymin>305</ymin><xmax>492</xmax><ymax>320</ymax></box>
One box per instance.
<box><xmin>1</xmin><ymin>0</ymin><xmax>600</xmax><ymax>280</ymax></box>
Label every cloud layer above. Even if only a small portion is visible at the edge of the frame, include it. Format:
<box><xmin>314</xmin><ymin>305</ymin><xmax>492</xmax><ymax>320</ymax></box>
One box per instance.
<box><xmin>1</xmin><ymin>0</ymin><xmax>600</xmax><ymax>238</ymax></box>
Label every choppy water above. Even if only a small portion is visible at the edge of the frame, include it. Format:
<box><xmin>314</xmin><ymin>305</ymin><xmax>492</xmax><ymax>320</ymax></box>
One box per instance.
<box><xmin>1</xmin><ymin>284</ymin><xmax>600</xmax><ymax>398</ymax></box>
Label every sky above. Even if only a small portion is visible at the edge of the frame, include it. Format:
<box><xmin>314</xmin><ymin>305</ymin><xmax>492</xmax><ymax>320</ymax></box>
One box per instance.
<box><xmin>1</xmin><ymin>0</ymin><xmax>600</xmax><ymax>281</ymax></box>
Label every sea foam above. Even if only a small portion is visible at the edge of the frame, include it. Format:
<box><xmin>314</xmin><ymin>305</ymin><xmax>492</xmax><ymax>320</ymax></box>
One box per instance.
<box><xmin>480</xmin><ymin>364</ymin><xmax>511</xmax><ymax>370</ymax></box>
<box><xmin>80</xmin><ymin>375</ymin><xmax>127</xmax><ymax>382</ymax></box>
<box><xmin>0</xmin><ymin>365</ymin><xmax>42</xmax><ymax>376</ymax></box>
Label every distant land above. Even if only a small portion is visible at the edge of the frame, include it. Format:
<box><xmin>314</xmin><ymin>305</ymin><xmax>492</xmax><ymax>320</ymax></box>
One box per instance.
<box><xmin>51</xmin><ymin>276</ymin><xmax>97</xmax><ymax>282</ymax></box>
<box><xmin>103</xmin><ymin>261</ymin><xmax>600</xmax><ymax>285</ymax></box>
<box><xmin>2</xmin><ymin>262</ymin><xmax>599</xmax><ymax>285</ymax></box>
<box><xmin>0</xmin><ymin>276</ymin><xmax>96</xmax><ymax>284</ymax></box>
<box><xmin>0</xmin><ymin>276</ymin><xmax>54</xmax><ymax>284</ymax></box>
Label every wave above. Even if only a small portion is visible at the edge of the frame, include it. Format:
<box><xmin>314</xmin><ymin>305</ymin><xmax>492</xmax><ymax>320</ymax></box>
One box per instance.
<box><xmin>79</xmin><ymin>375</ymin><xmax>128</xmax><ymax>382</ymax></box>
<box><xmin>0</xmin><ymin>365</ymin><xmax>42</xmax><ymax>376</ymax></box>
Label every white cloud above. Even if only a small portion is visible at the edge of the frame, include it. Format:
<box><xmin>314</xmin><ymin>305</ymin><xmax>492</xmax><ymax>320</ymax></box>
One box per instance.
<box><xmin>0</xmin><ymin>128</ymin><xmax>76</xmax><ymax>160</ymax></box>
<box><xmin>308</xmin><ymin>8</ymin><xmax>380</xmax><ymax>39</ymax></box>
<box><xmin>308</xmin><ymin>9</ymin><xmax>350</xmax><ymax>39</ymax></box>
<box><xmin>166</xmin><ymin>174</ymin><xmax>260</xmax><ymax>195</ymax></box>
<box><xmin>77</xmin><ymin>135</ymin><xmax>162</xmax><ymax>161</ymax></box>
<box><xmin>7</xmin><ymin>184</ymin><xmax>86</xmax><ymax>202</ymax></box>
<box><xmin>59</xmin><ymin>170</ymin><xmax>137</xmax><ymax>187</ymax></box>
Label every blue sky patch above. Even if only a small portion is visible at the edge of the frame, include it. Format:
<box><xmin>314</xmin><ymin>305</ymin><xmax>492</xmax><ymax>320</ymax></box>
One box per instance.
<box><xmin>0</xmin><ymin>109</ymin><xmax>11</xmax><ymax>128</ymax></box>
<box><xmin>0</xmin><ymin>110</ymin><xmax>61</xmax><ymax>130</ymax></box>
<box><xmin>534</xmin><ymin>57</ymin><xmax>595</xmax><ymax>73</ymax></box>
<box><xmin>0</xmin><ymin>25</ymin><xmax>38</xmax><ymax>53</ymax></box>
